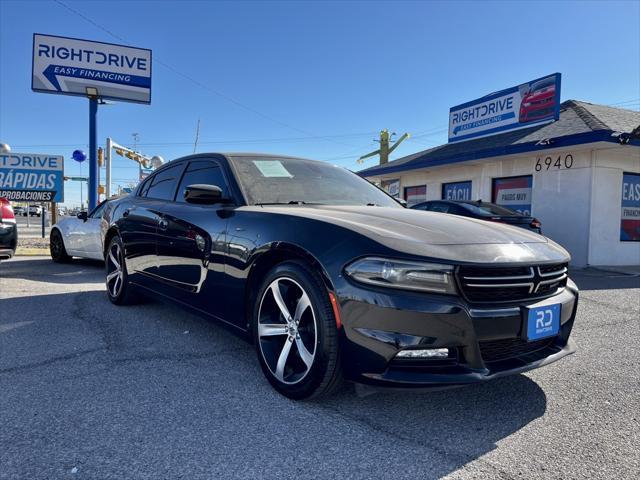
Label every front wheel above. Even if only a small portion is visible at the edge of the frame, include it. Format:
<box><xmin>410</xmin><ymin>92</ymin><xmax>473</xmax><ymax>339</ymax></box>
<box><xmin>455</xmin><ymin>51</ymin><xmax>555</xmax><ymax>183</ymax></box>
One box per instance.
<box><xmin>105</xmin><ymin>235</ymin><xmax>136</xmax><ymax>305</ymax></box>
<box><xmin>253</xmin><ymin>261</ymin><xmax>342</xmax><ymax>400</ymax></box>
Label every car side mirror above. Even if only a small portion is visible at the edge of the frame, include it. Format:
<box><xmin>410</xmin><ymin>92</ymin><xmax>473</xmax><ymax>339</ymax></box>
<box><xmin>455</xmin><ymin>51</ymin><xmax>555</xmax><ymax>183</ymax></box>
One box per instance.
<box><xmin>184</xmin><ymin>184</ymin><xmax>231</xmax><ymax>205</ymax></box>
<box><xmin>77</xmin><ymin>211</ymin><xmax>88</xmax><ymax>221</ymax></box>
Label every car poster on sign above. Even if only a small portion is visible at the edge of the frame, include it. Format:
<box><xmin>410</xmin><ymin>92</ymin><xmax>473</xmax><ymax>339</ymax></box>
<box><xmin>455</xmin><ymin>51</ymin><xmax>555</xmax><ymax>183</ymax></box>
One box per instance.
<box><xmin>492</xmin><ymin>176</ymin><xmax>532</xmax><ymax>215</ymax></box>
<box><xmin>0</xmin><ymin>152</ymin><xmax>64</xmax><ymax>202</ymax></box>
<box><xmin>442</xmin><ymin>181</ymin><xmax>472</xmax><ymax>200</ymax></box>
<box><xmin>620</xmin><ymin>172</ymin><xmax>640</xmax><ymax>241</ymax></box>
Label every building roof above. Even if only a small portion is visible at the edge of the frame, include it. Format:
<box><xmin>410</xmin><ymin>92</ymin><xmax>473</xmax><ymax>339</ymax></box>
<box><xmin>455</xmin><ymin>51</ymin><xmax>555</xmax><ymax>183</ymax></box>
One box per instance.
<box><xmin>359</xmin><ymin>100</ymin><xmax>640</xmax><ymax>177</ymax></box>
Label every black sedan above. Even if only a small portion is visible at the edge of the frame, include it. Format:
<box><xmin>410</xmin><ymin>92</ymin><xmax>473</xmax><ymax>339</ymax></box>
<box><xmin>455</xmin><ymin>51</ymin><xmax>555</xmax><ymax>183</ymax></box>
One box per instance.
<box><xmin>412</xmin><ymin>200</ymin><xmax>542</xmax><ymax>233</ymax></box>
<box><xmin>102</xmin><ymin>154</ymin><xmax>577</xmax><ymax>399</ymax></box>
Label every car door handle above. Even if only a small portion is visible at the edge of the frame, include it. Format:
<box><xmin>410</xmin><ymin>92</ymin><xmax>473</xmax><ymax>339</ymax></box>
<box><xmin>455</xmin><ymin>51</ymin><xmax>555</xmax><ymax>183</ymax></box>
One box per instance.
<box><xmin>158</xmin><ymin>219</ymin><xmax>169</xmax><ymax>230</ymax></box>
<box><xmin>123</xmin><ymin>206</ymin><xmax>135</xmax><ymax>217</ymax></box>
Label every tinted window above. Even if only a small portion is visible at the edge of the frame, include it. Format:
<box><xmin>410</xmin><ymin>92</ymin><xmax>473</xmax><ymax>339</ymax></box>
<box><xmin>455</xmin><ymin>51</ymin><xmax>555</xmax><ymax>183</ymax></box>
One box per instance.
<box><xmin>428</xmin><ymin>203</ymin><xmax>450</xmax><ymax>213</ymax></box>
<box><xmin>89</xmin><ymin>201</ymin><xmax>108</xmax><ymax>218</ymax></box>
<box><xmin>176</xmin><ymin>160</ymin><xmax>229</xmax><ymax>203</ymax></box>
<box><xmin>460</xmin><ymin>201</ymin><xmax>521</xmax><ymax>216</ymax></box>
<box><xmin>145</xmin><ymin>164</ymin><xmax>183</xmax><ymax>201</ymax></box>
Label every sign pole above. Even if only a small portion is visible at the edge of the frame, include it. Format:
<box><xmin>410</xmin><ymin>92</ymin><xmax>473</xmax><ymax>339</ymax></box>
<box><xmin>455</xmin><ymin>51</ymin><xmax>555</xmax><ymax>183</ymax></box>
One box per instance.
<box><xmin>106</xmin><ymin>137</ymin><xmax>112</xmax><ymax>198</ymax></box>
<box><xmin>88</xmin><ymin>97</ymin><xmax>98</xmax><ymax>211</ymax></box>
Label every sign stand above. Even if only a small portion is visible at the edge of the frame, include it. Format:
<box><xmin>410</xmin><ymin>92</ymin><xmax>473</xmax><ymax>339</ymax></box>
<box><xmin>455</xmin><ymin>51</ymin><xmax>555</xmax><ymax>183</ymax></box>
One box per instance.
<box><xmin>88</xmin><ymin>96</ymin><xmax>98</xmax><ymax>211</ymax></box>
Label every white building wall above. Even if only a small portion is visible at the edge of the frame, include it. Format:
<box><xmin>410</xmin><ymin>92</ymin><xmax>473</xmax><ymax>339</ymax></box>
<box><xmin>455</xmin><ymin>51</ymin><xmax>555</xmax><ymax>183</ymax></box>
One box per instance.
<box><xmin>370</xmin><ymin>142</ymin><xmax>640</xmax><ymax>266</ymax></box>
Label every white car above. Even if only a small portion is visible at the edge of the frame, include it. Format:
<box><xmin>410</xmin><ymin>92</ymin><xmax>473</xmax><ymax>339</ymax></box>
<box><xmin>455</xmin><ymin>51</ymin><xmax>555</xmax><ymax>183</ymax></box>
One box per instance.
<box><xmin>50</xmin><ymin>201</ymin><xmax>109</xmax><ymax>262</ymax></box>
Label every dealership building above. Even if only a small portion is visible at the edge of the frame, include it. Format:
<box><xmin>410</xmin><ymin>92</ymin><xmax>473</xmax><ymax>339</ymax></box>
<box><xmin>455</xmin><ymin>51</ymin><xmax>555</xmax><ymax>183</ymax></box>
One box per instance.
<box><xmin>359</xmin><ymin>99</ymin><xmax>640</xmax><ymax>267</ymax></box>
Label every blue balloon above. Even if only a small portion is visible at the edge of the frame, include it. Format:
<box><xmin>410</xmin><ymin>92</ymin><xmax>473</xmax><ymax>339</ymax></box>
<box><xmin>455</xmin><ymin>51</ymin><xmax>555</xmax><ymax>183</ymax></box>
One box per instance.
<box><xmin>72</xmin><ymin>150</ymin><xmax>87</xmax><ymax>162</ymax></box>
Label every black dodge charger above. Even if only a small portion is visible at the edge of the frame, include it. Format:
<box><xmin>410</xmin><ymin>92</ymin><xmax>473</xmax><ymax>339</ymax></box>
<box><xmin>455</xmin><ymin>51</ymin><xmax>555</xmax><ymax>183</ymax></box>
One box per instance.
<box><xmin>102</xmin><ymin>154</ymin><xmax>578</xmax><ymax>399</ymax></box>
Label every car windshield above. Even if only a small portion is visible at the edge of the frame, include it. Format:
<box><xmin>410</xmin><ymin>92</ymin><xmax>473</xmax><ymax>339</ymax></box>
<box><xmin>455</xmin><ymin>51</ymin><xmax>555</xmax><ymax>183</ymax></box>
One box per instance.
<box><xmin>460</xmin><ymin>201</ymin><xmax>523</xmax><ymax>216</ymax></box>
<box><xmin>530</xmin><ymin>78</ymin><xmax>554</xmax><ymax>91</ymax></box>
<box><xmin>229</xmin><ymin>156</ymin><xmax>401</xmax><ymax>207</ymax></box>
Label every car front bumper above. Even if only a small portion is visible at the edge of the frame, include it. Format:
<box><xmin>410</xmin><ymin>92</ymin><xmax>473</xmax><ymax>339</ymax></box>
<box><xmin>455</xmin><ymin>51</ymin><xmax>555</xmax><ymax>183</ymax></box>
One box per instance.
<box><xmin>336</xmin><ymin>278</ymin><xmax>578</xmax><ymax>388</ymax></box>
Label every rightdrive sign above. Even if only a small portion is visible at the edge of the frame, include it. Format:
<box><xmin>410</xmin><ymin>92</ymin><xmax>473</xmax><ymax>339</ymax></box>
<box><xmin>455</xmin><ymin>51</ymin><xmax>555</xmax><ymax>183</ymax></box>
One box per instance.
<box><xmin>448</xmin><ymin>73</ymin><xmax>561</xmax><ymax>143</ymax></box>
<box><xmin>32</xmin><ymin>34</ymin><xmax>152</xmax><ymax>104</ymax></box>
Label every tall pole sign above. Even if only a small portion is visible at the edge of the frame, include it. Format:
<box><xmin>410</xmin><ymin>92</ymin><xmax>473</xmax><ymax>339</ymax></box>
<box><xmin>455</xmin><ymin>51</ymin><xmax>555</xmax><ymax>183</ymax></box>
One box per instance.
<box><xmin>32</xmin><ymin>33</ymin><xmax>152</xmax><ymax>210</ymax></box>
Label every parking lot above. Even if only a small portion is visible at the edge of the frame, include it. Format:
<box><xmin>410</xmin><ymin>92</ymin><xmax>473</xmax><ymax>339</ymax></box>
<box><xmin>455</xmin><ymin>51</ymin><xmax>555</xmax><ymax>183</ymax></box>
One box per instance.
<box><xmin>1</xmin><ymin>256</ymin><xmax>638</xmax><ymax>479</ymax></box>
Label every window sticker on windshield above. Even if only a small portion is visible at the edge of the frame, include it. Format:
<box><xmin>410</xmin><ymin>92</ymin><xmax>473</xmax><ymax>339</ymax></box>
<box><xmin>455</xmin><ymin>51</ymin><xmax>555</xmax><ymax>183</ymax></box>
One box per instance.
<box><xmin>253</xmin><ymin>160</ymin><xmax>293</xmax><ymax>178</ymax></box>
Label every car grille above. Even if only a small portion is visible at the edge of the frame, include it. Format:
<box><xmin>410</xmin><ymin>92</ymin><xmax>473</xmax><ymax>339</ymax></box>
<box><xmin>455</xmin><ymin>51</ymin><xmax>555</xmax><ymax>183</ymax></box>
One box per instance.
<box><xmin>457</xmin><ymin>263</ymin><xmax>568</xmax><ymax>303</ymax></box>
<box><xmin>479</xmin><ymin>336</ymin><xmax>557</xmax><ymax>363</ymax></box>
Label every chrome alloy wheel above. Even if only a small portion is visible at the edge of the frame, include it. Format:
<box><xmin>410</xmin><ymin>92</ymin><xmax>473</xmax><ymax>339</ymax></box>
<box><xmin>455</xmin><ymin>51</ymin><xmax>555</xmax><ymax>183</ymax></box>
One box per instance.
<box><xmin>258</xmin><ymin>277</ymin><xmax>317</xmax><ymax>385</ymax></box>
<box><xmin>106</xmin><ymin>242</ymin><xmax>124</xmax><ymax>298</ymax></box>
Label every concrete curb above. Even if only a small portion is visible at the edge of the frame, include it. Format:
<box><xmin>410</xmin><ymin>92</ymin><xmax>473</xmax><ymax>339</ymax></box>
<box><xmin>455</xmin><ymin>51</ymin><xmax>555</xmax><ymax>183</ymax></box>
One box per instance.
<box><xmin>15</xmin><ymin>248</ymin><xmax>50</xmax><ymax>256</ymax></box>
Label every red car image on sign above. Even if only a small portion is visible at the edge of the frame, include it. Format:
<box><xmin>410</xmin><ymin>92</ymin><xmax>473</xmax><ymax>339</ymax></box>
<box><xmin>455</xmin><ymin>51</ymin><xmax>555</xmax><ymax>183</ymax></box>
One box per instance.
<box><xmin>519</xmin><ymin>77</ymin><xmax>557</xmax><ymax>123</ymax></box>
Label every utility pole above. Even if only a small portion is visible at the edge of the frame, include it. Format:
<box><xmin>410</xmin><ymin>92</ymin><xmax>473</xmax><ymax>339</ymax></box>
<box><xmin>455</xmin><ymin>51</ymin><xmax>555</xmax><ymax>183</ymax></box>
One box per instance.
<box><xmin>358</xmin><ymin>129</ymin><xmax>410</xmax><ymax>165</ymax></box>
<box><xmin>193</xmin><ymin>119</ymin><xmax>201</xmax><ymax>153</ymax></box>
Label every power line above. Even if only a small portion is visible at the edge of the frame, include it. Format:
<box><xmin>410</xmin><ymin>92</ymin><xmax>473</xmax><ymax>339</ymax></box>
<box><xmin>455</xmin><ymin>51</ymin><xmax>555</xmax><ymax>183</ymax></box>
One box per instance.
<box><xmin>51</xmin><ymin>0</ymin><xmax>355</xmax><ymax>148</ymax></box>
<box><xmin>10</xmin><ymin>130</ymin><xmax>380</xmax><ymax>149</ymax></box>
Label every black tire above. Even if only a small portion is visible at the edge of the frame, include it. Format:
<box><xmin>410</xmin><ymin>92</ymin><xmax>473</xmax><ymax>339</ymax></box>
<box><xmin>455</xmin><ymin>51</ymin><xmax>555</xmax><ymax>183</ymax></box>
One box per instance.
<box><xmin>50</xmin><ymin>229</ymin><xmax>71</xmax><ymax>263</ymax></box>
<box><xmin>105</xmin><ymin>235</ymin><xmax>136</xmax><ymax>305</ymax></box>
<box><xmin>253</xmin><ymin>260</ymin><xmax>342</xmax><ymax>400</ymax></box>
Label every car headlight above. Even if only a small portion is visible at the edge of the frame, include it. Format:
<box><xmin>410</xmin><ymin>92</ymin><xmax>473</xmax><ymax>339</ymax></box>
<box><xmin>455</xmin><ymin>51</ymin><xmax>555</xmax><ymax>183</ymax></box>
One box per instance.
<box><xmin>344</xmin><ymin>257</ymin><xmax>456</xmax><ymax>294</ymax></box>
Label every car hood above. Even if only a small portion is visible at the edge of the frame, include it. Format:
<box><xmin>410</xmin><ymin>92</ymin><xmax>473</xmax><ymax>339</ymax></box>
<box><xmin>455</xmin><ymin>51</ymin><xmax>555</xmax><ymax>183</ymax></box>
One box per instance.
<box><xmin>247</xmin><ymin>205</ymin><xmax>570</xmax><ymax>264</ymax></box>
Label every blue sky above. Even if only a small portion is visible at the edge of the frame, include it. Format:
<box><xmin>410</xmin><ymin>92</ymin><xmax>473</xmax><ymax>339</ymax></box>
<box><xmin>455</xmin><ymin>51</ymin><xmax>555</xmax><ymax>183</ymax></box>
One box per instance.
<box><xmin>1</xmin><ymin>0</ymin><xmax>639</xmax><ymax>206</ymax></box>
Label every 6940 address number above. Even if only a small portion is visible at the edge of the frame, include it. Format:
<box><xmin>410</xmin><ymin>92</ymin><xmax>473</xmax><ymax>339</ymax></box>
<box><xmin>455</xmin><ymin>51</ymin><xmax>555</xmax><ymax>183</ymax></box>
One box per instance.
<box><xmin>535</xmin><ymin>154</ymin><xmax>574</xmax><ymax>172</ymax></box>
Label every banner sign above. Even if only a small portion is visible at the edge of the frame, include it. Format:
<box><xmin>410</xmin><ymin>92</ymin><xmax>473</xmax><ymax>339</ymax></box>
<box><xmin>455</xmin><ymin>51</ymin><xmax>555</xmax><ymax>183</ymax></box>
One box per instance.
<box><xmin>621</xmin><ymin>172</ymin><xmax>640</xmax><ymax>241</ymax></box>
<box><xmin>381</xmin><ymin>179</ymin><xmax>400</xmax><ymax>198</ymax></box>
<box><xmin>442</xmin><ymin>181</ymin><xmax>472</xmax><ymax>200</ymax></box>
<box><xmin>0</xmin><ymin>152</ymin><xmax>64</xmax><ymax>202</ymax></box>
<box><xmin>32</xmin><ymin>34</ymin><xmax>152</xmax><ymax>104</ymax></box>
<box><xmin>492</xmin><ymin>175</ymin><xmax>532</xmax><ymax>215</ymax></box>
<box><xmin>404</xmin><ymin>185</ymin><xmax>426</xmax><ymax>207</ymax></box>
<box><xmin>448</xmin><ymin>73</ymin><xmax>561</xmax><ymax>143</ymax></box>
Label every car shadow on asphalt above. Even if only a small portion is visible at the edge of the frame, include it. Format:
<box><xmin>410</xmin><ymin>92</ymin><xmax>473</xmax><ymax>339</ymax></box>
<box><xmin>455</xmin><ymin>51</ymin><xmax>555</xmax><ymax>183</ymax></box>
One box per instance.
<box><xmin>0</xmin><ymin>257</ymin><xmax>104</xmax><ymax>284</ymax></box>
<box><xmin>569</xmin><ymin>268</ymin><xmax>640</xmax><ymax>291</ymax></box>
<box><xmin>2</xmin><ymin>285</ymin><xmax>548</xmax><ymax>478</ymax></box>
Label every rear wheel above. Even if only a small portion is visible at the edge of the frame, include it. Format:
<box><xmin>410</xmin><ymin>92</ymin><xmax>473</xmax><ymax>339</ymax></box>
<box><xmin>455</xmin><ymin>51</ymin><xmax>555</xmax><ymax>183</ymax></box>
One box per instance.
<box><xmin>253</xmin><ymin>261</ymin><xmax>342</xmax><ymax>399</ymax></box>
<box><xmin>106</xmin><ymin>235</ymin><xmax>136</xmax><ymax>305</ymax></box>
<box><xmin>50</xmin><ymin>229</ymin><xmax>71</xmax><ymax>263</ymax></box>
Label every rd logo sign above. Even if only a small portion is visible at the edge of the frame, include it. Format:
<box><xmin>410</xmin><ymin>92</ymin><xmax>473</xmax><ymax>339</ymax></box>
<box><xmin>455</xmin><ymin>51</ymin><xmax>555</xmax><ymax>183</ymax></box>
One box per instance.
<box><xmin>32</xmin><ymin>34</ymin><xmax>152</xmax><ymax>104</ymax></box>
<box><xmin>0</xmin><ymin>153</ymin><xmax>64</xmax><ymax>202</ymax></box>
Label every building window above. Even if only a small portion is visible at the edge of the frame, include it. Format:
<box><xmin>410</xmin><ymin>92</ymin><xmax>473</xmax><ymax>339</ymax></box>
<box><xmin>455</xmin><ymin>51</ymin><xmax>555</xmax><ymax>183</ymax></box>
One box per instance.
<box><xmin>492</xmin><ymin>175</ymin><xmax>533</xmax><ymax>215</ymax></box>
<box><xmin>404</xmin><ymin>185</ymin><xmax>426</xmax><ymax>207</ymax></box>
<box><xmin>621</xmin><ymin>172</ymin><xmax>640</xmax><ymax>242</ymax></box>
<box><xmin>442</xmin><ymin>181</ymin><xmax>472</xmax><ymax>200</ymax></box>
<box><xmin>381</xmin><ymin>179</ymin><xmax>400</xmax><ymax>198</ymax></box>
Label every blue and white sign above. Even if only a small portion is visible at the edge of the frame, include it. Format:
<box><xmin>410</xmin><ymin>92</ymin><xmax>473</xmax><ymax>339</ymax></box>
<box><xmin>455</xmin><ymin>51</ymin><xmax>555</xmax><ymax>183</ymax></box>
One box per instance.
<box><xmin>442</xmin><ymin>181</ymin><xmax>472</xmax><ymax>200</ymax></box>
<box><xmin>32</xmin><ymin>34</ymin><xmax>152</xmax><ymax>104</ymax></box>
<box><xmin>0</xmin><ymin>152</ymin><xmax>64</xmax><ymax>202</ymax></box>
<box><xmin>526</xmin><ymin>303</ymin><xmax>561</xmax><ymax>341</ymax></box>
<box><xmin>448</xmin><ymin>73</ymin><xmax>561</xmax><ymax>143</ymax></box>
<box><xmin>621</xmin><ymin>172</ymin><xmax>640</xmax><ymax>241</ymax></box>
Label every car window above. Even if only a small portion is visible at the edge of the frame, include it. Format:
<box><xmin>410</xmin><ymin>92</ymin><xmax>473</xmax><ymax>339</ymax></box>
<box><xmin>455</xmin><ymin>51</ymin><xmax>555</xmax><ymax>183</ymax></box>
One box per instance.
<box><xmin>429</xmin><ymin>203</ymin><xmax>450</xmax><ymax>213</ymax></box>
<box><xmin>88</xmin><ymin>201</ymin><xmax>107</xmax><ymax>218</ymax></box>
<box><xmin>144</xmin><ymin>163</ymin><xmax>183</xmax><ymax>201</ymax></box>
<box><xmin>460</xmin><ymin>202</ymin><xmax>521</xmax><ymax>216</ymax></box>
<box><xmin>176</xmin><ymin>160</ymin><xmax>229</xmax><ymax>203</ymax></box>
<box><xmin>229</xmin><ymin>156</ymin><xmax>400</xmax><ymax>207</ymax></box>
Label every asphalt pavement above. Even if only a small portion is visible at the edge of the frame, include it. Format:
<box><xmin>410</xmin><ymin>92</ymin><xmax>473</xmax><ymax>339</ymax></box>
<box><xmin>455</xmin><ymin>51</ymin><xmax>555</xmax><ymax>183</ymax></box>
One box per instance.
<box><xmin>0</xmin><ymin>257</ymin><xmax>638</xmax><ymax>479</ymax></box>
